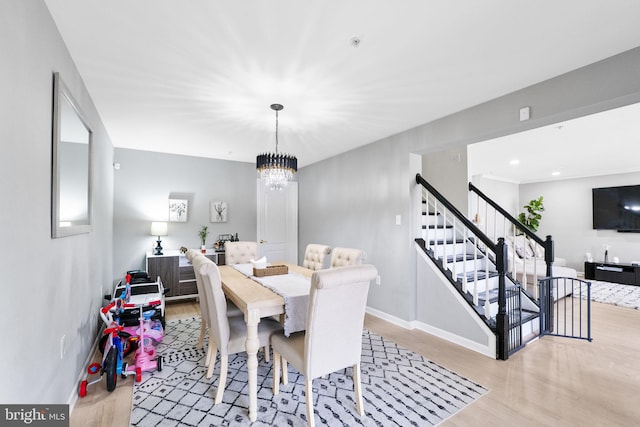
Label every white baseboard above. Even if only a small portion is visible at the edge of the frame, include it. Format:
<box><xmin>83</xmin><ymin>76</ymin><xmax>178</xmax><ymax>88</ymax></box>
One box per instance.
<box><xmin>365</xmin><ymin>306</ymin><xmax>413</xmax><ymax>329</ymax></box>
<box><xmin>66</xmin><ymin>327</ymin><xmax>103</xmax><ymax>411</ymax></box>
<box><xmin>411</xmin><ymin>321</ymin><xmax>496</xmax><ymax>358</ymax></box>
<box><xmin>365</xmin><ymin>306</ymin><xmax>496</xmax><ymax>359</ymax></box>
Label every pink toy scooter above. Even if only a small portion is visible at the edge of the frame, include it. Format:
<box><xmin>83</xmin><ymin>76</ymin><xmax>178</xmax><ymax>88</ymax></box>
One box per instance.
<box><xmin>80</xmin><ymin>281</ymin><xmax>137</xmax><ymax>397</ymax></box>
<box><xmin>122</xmin><ymin>300</ymin><xmax>163</xmax><ymax>382</ymax></box>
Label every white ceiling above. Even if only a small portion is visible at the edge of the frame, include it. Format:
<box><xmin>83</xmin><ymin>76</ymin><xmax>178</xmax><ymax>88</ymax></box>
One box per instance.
<box><xmin>468</xmin><ymin>102</ymin><xmax>640</xmax><ymax>184</ymax></box>
<box><xmin>44</xmin><ymin>0</ymin><xmax>640</xmax><ymax>168</ymax></box>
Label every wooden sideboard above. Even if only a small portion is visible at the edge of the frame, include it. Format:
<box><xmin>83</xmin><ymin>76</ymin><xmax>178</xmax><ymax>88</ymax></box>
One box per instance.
<box><xmin>146</xmin><ymin>250</ymin><xmax>226</xmax><ymax>300</ymax></box>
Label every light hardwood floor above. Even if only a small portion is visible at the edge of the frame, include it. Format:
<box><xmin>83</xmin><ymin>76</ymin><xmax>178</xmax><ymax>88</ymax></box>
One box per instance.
<box><xmin>71</xmin><ymin>300</ymin><xmax>640</xmax><ymax>427</ymax></box>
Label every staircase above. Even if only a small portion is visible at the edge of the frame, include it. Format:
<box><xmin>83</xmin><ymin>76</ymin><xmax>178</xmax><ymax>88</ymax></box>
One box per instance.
<box><xmin>415</xmin><ymin>174</ymin><xmax>542</xmax><ymax>359</ymax></box>
<box><xmin>415</xmin><ymin>174</ymin><xmax>594</xmax><ymax>358</ymax></box>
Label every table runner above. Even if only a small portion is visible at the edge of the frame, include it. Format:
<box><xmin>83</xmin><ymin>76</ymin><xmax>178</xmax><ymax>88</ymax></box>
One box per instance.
<box><xmin>233</xmin><ymin>263</ymin><xmax>310</xmax><ymax>336</ymax></box>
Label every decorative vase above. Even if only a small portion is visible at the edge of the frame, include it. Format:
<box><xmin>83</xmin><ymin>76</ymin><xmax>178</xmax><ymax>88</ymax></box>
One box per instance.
<box><xmin>201</xmin><ymin>245</ymin><xmax>206</xmax><ymax>254</ymax></box>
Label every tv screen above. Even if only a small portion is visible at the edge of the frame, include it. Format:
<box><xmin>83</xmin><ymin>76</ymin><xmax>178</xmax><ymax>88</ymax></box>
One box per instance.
<box><xmin>593</xmin><ymin>185</ymin><xmax>640</xmax><ymax>231</ymax></box>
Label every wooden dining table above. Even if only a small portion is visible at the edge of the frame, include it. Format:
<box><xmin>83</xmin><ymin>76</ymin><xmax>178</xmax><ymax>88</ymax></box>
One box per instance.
<box><xmin>218</xmin><ymin>262</ymin><xmax>313</xmax><ymax>422</ymax></box>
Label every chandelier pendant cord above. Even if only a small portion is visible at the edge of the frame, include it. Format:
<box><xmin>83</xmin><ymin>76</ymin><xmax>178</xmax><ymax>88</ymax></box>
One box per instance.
<box><xmin>274</xmin><ymin>108</ymin><xmax>279</xmax><ymax>154</ymax></box>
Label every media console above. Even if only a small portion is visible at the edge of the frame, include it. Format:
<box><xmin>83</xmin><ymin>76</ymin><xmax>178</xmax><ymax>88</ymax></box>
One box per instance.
<box><xmin>584</xmin><ymin>261</ymin><xmax>640</xmax><ymax>286</ymax></box>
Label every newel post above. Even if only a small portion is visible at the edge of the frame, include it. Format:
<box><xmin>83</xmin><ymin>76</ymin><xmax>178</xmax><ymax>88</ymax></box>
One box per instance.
<box><xmin>496</xmin><ymin>237</ymin><xmax>509</xmax><ymax>360</ymax></box>
<box><xmin>544</xmin><ymin>235</ymin><xmax>554</xmax><ymax>278</ymax></box>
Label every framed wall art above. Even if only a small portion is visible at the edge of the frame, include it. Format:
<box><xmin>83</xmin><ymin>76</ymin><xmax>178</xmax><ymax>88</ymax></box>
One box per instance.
<box><xmin>210</xmin><ymin>201</ymin><xmax>228</xmax><ymax>223</ymax></box>
<box><xmin>168</xmin><ymin>198</ymin><xmax>188</xmax><ymax>222</ymax></box>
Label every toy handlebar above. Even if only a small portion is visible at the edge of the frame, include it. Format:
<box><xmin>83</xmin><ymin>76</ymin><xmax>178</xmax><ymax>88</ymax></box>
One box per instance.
<box><xmin>103</xmin><ymin>324</ymin><xmax>124</xmax><ymax>336</ymax></box>
<box><xmin>101</xmin><ymin>301</ymin><xmax>116</xmax><ymax>314</ymax></box>
<box><xmin>100</xmin><ymin>301</ymin><xmax>117</xmax><ymax>326</ymax></box>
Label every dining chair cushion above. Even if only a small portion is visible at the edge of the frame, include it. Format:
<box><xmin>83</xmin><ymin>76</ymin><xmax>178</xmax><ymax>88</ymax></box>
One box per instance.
<box><xmin>224</xmin><ymin>241</ymin><xmax>258</xmax><ymax>265</ymax></box>
<box><xmin>302</xmin><ymin>244</ymin><xmax>332</xmax><ymax>271</ymax></box>
<box><xmin>270</xmin><ymin>331</ymin><xmax>305</xmax><ymax>372</ymax></box>
<box><xmin>329</xmin><ymin>247</ymin><xmax>366</xmax><ymax>268</ymax></box>
<box><xmin>226</xmin><ymin>315</ymin><xmax>282</xmax><ymax>355</ymax></box>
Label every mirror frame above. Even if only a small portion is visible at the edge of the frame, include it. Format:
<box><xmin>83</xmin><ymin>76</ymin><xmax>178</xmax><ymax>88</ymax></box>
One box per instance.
<box><xmin>51</xmin><ymin>72</ymin><xmax>93</xmax><ymax>238</ymax></box>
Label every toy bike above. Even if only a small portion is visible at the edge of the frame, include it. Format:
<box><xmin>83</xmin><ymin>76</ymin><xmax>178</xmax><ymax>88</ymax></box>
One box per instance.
<box><xmin>79</xmin><ymin>303</ymin><xmax>133</xmax><ymax>396</ymax></box>
<box><xmin>97</xmin><ymin>302</ymin><xmax>164</xmax><ymax>357</ymax></box>
<box><xmin>79</xmin><ymin>281</ymin><xmax>163</xmax><ymax>396</ymax></box>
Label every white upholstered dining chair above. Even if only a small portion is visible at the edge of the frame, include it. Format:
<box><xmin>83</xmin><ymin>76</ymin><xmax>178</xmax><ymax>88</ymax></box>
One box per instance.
<box><xmin>270</xmin><ymin>264</ymin><xmax>378</xmax><ymax>427</ymax></box>
<box><xmin>329</xmin><ymin>247</ymin><xmax>366</xmax><ymax>268</ymax></box>
<box><xmin>192</xmin><ymin>255</ymin><xmax>282</xmax><ymax>404</ymax></box>
<box><xmin>302</xmin><ymin>243</ymin><xmax>332</xmax><ymax>271</ymax></box>
<box><xmin>224</xmin><ymin>241</ymin><xmax>258</xmax><ymax>265</ymax></box>
<box><xmin>185</xmin><ymin>250</ymin><xmax>242</xmax><ymax>365</ymax></box>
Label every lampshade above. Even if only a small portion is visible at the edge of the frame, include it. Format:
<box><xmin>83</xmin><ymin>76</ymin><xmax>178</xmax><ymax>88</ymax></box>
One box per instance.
<box><xmin>256</xmin><ymin>104</ymin><xmax>297</xmax><ymax>191</ymax></box>
<box><xmin>150</xmin><ymin>221</ymin><xmax>168</xmax><ymax>237</ymax></box>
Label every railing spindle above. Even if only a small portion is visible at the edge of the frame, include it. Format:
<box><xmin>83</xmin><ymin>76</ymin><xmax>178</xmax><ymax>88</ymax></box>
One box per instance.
<box><xmin>473</xmin><ymin>236</ymin><xmax>479</xmax><ymax>306</ymax></box>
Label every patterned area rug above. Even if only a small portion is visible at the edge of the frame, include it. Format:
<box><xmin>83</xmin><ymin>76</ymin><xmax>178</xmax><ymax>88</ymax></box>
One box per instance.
<box><xmin>131</xmin><ymin>317</ymin><xmax>488</xmax><ymax>426</ymax></box>
<box><xmin>581</xmin><ymin>280</ymin><xmax>640</xmax><ymax>310</ymax></box>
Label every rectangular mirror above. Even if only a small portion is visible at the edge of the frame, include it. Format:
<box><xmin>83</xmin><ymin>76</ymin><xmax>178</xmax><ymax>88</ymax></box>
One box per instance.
<box><xmin>51</xmin><ymin>72</ymin><xmax>93</xmax><ymax>238</ymax></box>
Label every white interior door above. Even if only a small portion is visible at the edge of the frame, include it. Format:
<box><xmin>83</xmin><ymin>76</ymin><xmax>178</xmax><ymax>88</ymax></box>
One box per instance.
<box><xmin>257</xmin><ymin>179</ymin><xmax>298</xmax><ymax>263</ymax></box>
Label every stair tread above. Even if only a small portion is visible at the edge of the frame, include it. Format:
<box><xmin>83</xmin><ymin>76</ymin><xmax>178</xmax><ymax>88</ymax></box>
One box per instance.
<box><xmin>445</xmin><ymin>253</ymin><xmax>485</xmax><ymax>263</ymax></box>
<box><xmin>429</xmin><ymin>238</ymin><xmax>464</xmax><ymax>245</ymax></box>
<box><xmin>474</xmin><ymin>284</ymin><xmax>520</xmax><ymax>303</ymax></box>
<box><xmin>457</xmin><ymin>270</ymin><xmax>496</xmax><ymax>281</ymax></box>
<box><xmin>510</xmin><ymin>309</ymin><xmax>539</xmax><ymax>327</ymax></box>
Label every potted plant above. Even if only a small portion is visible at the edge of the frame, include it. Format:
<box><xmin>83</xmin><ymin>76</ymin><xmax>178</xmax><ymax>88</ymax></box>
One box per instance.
<box><xmin>518</xmin><ymin>196</ymin><xmax>544</xmax><ymax>232</ymax></box>
<box><xmin>198</xmin><ymin>225</ymin><xmax>209</xmax><ymax>253</ymax></box>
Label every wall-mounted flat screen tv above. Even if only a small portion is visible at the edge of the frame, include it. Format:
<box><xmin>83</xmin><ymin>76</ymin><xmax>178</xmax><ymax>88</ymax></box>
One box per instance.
<box><xmin>592</xmin><ymin>184</ymin><xmax>640</xmax><ymax>232</ymax></box>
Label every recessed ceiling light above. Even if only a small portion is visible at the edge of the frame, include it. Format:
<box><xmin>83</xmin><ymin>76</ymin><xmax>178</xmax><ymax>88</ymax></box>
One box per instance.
<box><xmin>551</xmin><ymin>171</ymin><xmax>560</xmax><ymax>176</ymax></box>
<box><xmin>509</xmin><ymin>159</ymin><xmax>520</xmax><ymax>165</ymax></box>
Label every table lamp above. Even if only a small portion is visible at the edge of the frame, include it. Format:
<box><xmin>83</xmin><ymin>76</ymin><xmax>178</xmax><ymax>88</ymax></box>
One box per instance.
<box><xmin>151</xmin><ymin>221</ymin><xmax>168</xmax><ymax>255</ymax></box>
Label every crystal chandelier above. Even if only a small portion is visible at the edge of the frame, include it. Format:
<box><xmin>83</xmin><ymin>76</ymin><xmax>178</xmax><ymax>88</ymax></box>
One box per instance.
<box><xmin>256</xmin><ymin>104</ymin><xmax>297</xmax><ymax>191</ymax></box>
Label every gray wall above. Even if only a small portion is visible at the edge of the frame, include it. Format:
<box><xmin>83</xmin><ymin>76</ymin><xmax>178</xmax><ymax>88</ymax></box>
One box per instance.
<box><xmin>469</xmin><ymin>176</ymin><xmax>520</xmax><ymax>218</ymax></box>
<box><xmin>299</xmin><ymin>135</ymin><xmax>417</xmax><ymax>320</ymax></box>
<box><xmin>521</xmin><ymin>172</ymin><xmax>640</xmax><ymax>271</ymax></box>
<box><xmin>0</xmin><ymin>1</ymin><xmax>114</xmax><ymax>403</ymax></box>
<box><xmin>301</xmin><ymin>46</ymin><xmax>640</xmax><ymax>327</ymax></box>
<box><xmin>113</xmin><ymin>148</ymin><xmax>257</xmax><ymax>278</ymax></box>
<box><xmin>422</xmin><ymin>146</ymin><xmax>469</xmax><ymax>213</ymax></box>
<box><xmin>468</xmin><ymin>175</ymin><xmax>520</xmax><ymax>243</ymax></box>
